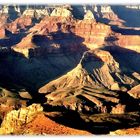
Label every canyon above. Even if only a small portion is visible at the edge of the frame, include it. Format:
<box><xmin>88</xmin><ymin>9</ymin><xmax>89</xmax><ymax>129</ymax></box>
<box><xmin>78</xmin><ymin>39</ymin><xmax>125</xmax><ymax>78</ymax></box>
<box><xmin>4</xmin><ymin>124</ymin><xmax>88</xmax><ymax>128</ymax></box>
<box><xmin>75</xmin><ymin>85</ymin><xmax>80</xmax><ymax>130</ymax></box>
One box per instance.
<box><xmin>0</xmin><ymin>4</ymin><xmax>140</xmax><ymax>135</ymax></box>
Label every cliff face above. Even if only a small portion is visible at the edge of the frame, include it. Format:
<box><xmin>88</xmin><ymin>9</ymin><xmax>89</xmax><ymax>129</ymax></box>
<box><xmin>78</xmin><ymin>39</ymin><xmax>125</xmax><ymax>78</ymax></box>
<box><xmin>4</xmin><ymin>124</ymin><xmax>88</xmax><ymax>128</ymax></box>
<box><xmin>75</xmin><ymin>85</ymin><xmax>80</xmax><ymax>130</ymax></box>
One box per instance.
<box><xmin>128</xmin><ymin>84</ymin><xmax>140</xmax><ymax>99</ymax></box>
<box><xmin>38</xmin><ymin>50</ymin><xmax>121</xmax><ymax>92</ymax></box>
<box><xmin>84</xmin><ymin>10</ymin><xmax>95</xmax><ymax>20</ymax></box>
<box><xmin>0</xmin><ymin>14</ymin><xmax>8</xmax><ymax>38</ymax></box>
<box><xmin>0</xmin><ymin>5</ymin><xmax>50</xmax><ymax>18</ymax></box>
<box><xmin>12</xmin><ymin>7</ymin><xmax>112</xmax><ymax>57</ymax></box>
<box><xmin>11</xmin><ymin>6</ymin><xmax>140</xmax><ymax>58</ymax></box>
<box><xmin>0</xmin><ymin>27</ymin><xmax>5</xmax><ymax>38</ymax></box>
<box><xmin>38</xmin><ymin>50</ymin><xmax>137</xmax><ymax>113</ymax></box>
<box><xmin>5</xmin><ymin>16</ymin><xmax>32</xmax><ymax>33</ymax></box>
<box><xmin>0</xmin><ymin>5</ymin><xmax>140</xmax><ymax>135</ymax></box>
<box><xmin>0</xmin><ymin>104</ymin><xmax>43</xmax><ymax>134</ymax></box>
<box><xmin>96</xmin><ymin>5</ymin><xmax>125</xmax><ymax>26</ymax></box>
<box><xmin>50</xmin><ymin>7</ymin><xmax>72</xmax><ymax>17</ymax></box>
<box><xmin>1</xmin><ymin>5</ymin><xmax>140</xmax><ymax>27</ymax></box>
<box><xmin>112</xmin><ymin>5</ymin><xmax>140</xmax><ymax>27</ymax></box>
<box><xmin>22</xmin><ymin>8</ymin><xmax>49</xmax><ymax>19</ymax></box>
<box><xmin>0</xmin><ymin>5</ymin><xmax>140</xmax><ymax>91</ymax></box>
<box><xmin>0</xmin><ymin>104</ymin><xmax>91</xmax><ymax>135</ymax></box>
<box><xmin>117</xmin><ymin>35</ymin><xmax>140</xmax><ymax>53</ymax></box>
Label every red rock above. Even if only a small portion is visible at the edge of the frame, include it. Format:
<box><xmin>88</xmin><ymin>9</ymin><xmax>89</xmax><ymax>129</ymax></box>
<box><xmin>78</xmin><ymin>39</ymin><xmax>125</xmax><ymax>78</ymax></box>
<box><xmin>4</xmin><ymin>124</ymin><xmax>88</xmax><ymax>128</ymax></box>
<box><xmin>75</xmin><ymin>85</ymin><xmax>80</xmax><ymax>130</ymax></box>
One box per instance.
<box><xmin>5</xmin><ymin>16</ymin><xmax>32</xmax><ymax>33</ymax></box>
<box><xmin>0</xmin><ymin>27</ymin><xmax>5</xmax><ymax>38</ymax></box>
<box><xmin>111</xmin><ymin>104</ymin><xmax>126</xmax><ymax>114</ymax></box>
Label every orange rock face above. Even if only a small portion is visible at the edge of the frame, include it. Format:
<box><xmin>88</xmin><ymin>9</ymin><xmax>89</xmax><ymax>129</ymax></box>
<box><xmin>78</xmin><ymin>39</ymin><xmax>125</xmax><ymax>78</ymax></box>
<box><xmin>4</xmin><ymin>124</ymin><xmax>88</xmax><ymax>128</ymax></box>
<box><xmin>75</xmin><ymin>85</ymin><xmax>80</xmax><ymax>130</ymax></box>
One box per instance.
<box><xmin>25</xmin><ymin>113</ymin><xmax>91</xmax><ymax>135</ymax></box>
<box><xmin>0</xmin><ymin>14</ymin><xmax>8</xmax><ymax>38</ymax></box>
<box><xmin>13</xmin><ymin>15</ymin><xmax>112</xmax><ymax>57</ymax></box>
<box><xmin>117</xmin><ymin>35</ymin><xmax>140</xmax><ymax>52</ymax></box>
<box><xmin>5</xmin><ymin>16</ymin><xmax>32</xmax><ymax>33</ymax></box>
<box><xmin>0</xmin><ymin>27</ymin><xmax>5</xmax><ymax>38</ymax></box>
<box><xmin>111</xmin><ymin>104</ymin><xmax>126</xmax><ymax>114</ymax></box>
<box><xmin>0</xmin><ymin>14</ymin><xmax>8</xmax><ymax>26</ymax></box>
<box><xmin>8</xmin><ymin>7</ymin><xmax>140</xmax><ymax>58</ymax></box>
<box><xmin>110</xmin><ymin>126</ymin><xmax>140</xmax><ymax>135</ymax></box>
<box><xmin>128</xmin><ymin>84</ymin><xmax>140</xmax><ymax>99</ymax></box>
<box><xmin>74</xmin><ymin>20</ymin><xmax>111</xmax><ymax>45</ymax></box>
<box><xmin>29</xmin><ymin>16</ymin><xmax>111</xmax><ymax>45</ymax></box>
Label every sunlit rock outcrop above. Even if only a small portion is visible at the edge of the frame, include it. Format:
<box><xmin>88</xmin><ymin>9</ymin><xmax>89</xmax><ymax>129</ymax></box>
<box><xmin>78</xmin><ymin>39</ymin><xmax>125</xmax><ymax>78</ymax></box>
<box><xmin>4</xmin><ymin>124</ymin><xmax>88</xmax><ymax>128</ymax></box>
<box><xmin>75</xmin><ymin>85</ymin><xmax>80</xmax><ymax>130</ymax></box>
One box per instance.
<box><xmin>51</xmin><ymin>7</ymin><xmax>72</xmax><ymax>17</ymax></box>
<box><xmin>0</xmin><ymin>104</ymin><xmax>43</xmax><ymax>135</ymax></box>
<box><xmin>84</xmin><ymin>10</ymin><xmax>95</xmax><ymax>20</ymax></box>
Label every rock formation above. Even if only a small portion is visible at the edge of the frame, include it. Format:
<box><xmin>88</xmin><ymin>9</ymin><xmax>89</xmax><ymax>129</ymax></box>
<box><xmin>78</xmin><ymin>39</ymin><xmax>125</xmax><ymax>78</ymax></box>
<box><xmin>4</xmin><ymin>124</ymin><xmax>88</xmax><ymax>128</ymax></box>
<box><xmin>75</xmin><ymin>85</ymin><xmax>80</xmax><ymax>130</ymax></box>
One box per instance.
<box><xmin>0</xmin><ymin>104</ymin><xmax>91</xmax><ymax>135</ymax></box>
<box><xmin>23</xmin><ymin>8</ymin><xmax>49</xmax><ymax>19</ymax></box>
<box><xmin>0</xmin><ymin>14</ymin><xmax>8</xmax><ymax>38</ymax></box>
<box><xmin>5</xmin><ymin>16</ymin><xmax>32</xmax><ymax>33</ymax></box>
<box><xmin>128</xmin><ymin>84</ymin><xmax>140</xmax><ymax>99</ymax></box>
<box><xmin>110</xmin><ymin>126</ymin><xmax>140</xmax><ymax>135</ymax></box>
<box><xmin>116</xmin><ymin>35</ymin><xmax>140</xmax><ymax>53</ymax></box>
<box><xmin>12</xmin><ymin>10</ymin><xmax>112</xmax><ymax>57</ymax></box>
<box><xmin>19</xmin><ymin>91</ymin><xmax>32</xmax><ymax>99</ymax></box>
<box><xmin>0</xmin><ymin>27</ymin><xmax>5</xmax><ymax>38</ymax></box>
<box><xmin>0</xmin><ymin>104</ymin><xmax>43</xmax><ymax>134</ymax></box>
<box><xmin>84</xmin><ymin>10</ymin><xmax>95</xmax><ymax>20</ymax></box>
<box><xmin>0</xmin><ymin>88</ymin><xmax>28</xmax><ymax>120</ymax></box>
<box><xmin>38</xmin><ymin>50</ymin><xmax>138</xmax><ymax>113</ymax></box>
<box><xmin>111</xmin><ymin>104</ymin><xmax>126</xmax><ymax>114</ymax></box>
<box><xmin>22</xmin><ymin>9</ymin><xmax>35</xmax><ymax>17</ymax></box>
<box><xmin>93</xmin><ymin>5</ymin><xmax>125</xmax><ymax>26</ymax></box>
<box><xmin>51</xmin><ymin>7</ymin><xmax>72</xmax><ymax>17</ymax></box>
<box><xmin>35</xmin><ymin>9</ymin><xmax>49</xmax><ymax>19</ymax></box>
<box><xmin>14</xmin><ymin>5</ymin><xmax>140</xmax><ymax>58</ymax></box>
<box><xmin>0</xmin><ymin>4</ymin><xmax>140</xmax><ymax>135</ymax></box>
<box><xmin>12</xmin><ymin>33</ymin><xmax>37</xmax><ymax>57</ymax></box>
<box><xmin>23</xmin><ymin>113</ymin><xmax>91</xmax><ymax>135</ymax></box>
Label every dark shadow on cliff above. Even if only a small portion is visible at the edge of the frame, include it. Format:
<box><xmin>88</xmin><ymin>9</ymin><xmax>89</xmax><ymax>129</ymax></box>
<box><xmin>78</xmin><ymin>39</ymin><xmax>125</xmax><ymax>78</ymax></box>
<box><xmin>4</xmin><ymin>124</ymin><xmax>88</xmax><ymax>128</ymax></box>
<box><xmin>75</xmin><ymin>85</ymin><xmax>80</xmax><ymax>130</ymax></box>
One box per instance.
<box><xmin>103</xmin><ymin>44</ymin><xmax>140</xmax><ymax>74</ymax></box>
<box><xmin>94</xmin><ymin>5</ymin><xmax>140</xmax><ymax>35</ymax></box>
<box><xmin>94</xmin><ymin>5</ymin><xmax>111</xmax><ymax>25</ymax></box>
<box><xmin>43</xmin><ymin>103</ymin><xmax>140</xmax><ymax>135</ymax></box>
<box><xmin>41</xmin><ymin>82</ymin><xmax>140</xmax><ymax>134</ymax></box>
<box><xmin>0</xmin><ymin>16</ymin><xmax>38</xmax><ymax>47</ymax></box>
<box><xmin>111</xmin><ymin>5</ymin><xmax>140</xmax><ymax>27</ymax></box>
<box><xmin>0</xmin><ymin>20</ymin><xmax>140</xmax><ymax>134</ymax></box>
<box><xmin>71</xmin><ymin>5</ymin><xmax>85</xmax><ymax>20</ymax></box>
<box><xmin>0</xmin><ymin>23</ymin><xmax>88</xmax><ymax>99</ymax></box>
<box><xmin>111</xmin><ymin>25</ymin><xmax>140</xmax><ymax>35</ymax></box>
<box><xmin>80</xmin><ymin>5</ymin><xmax>140</xmax><ymax>35</ymax></box>
<box><xmin>0</xmin><ymin>29</ymin><xmax>27</xmax><ymax>47</ymax></box>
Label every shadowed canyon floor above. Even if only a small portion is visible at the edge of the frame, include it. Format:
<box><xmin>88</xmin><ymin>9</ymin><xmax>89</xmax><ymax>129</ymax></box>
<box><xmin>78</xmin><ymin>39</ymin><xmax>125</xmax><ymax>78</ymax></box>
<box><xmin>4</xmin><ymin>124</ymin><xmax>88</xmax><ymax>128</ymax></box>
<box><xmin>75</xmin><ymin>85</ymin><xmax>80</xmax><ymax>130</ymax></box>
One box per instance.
<box><xmin>0</xmin><ymin>4</ymin><xmax>140</xmax><ymax>135</ymax></box>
